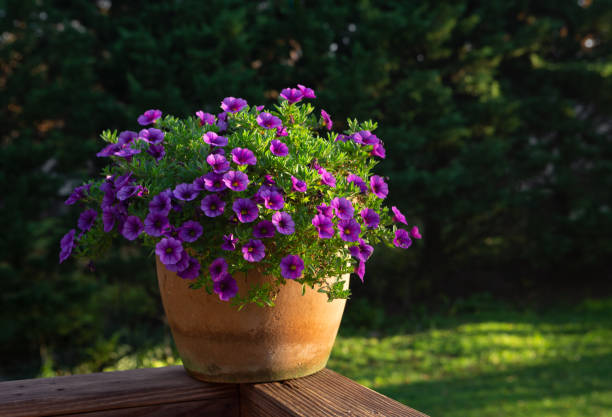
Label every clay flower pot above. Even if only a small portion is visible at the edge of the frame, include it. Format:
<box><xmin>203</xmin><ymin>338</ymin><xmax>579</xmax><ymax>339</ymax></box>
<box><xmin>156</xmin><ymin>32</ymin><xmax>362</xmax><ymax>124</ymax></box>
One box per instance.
<box><xmin>156</xmin><ymin>257</ymin><xmax>349</xmax><ymax>383</ymax></box>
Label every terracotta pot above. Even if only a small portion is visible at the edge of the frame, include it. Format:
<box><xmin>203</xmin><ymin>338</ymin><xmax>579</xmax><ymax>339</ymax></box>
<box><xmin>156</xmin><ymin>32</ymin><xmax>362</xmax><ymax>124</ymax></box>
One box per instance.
<box><xmin>156</xmin><ymin>257</ymin><xmax>349</xmax><ymax>383</ymax></box>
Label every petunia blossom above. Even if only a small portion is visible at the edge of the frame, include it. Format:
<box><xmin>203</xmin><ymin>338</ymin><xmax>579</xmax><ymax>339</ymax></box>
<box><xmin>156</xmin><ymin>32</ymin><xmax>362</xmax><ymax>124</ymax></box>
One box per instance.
<box><xmin>137</xmin><ymin>109</ymin><xmax>162</xmax><ymax>126</ymax></box>
<box><xmin>231</xmin><ymin>147</ymin><xmax>257</xmax><ymax>165</ymax></box>
<box><xmin>330</xmin><ymin>197</ymin><xmax>354</xmax><ymax>220</ymax></box>
<box><xmin>353</xmin><ymin>130</ymin><xmax>379</xmax><ymax>146</ymax></box>
<box><xmin>391</xmin><ymin>206</ymin><xmax>407</xmax><ymax>225</ymax></box>
<box><xmin>203</xmin><ymin>131</ymin><xmax>228</xmax><ymax>147</ymax></box>
<box><xmin>200</xmin><ymin>194</ymin><xmax>226</xmax><ymax>217</ymax></box>
<box><xmin>297</xmin><ymin>84</ymin><xmax>316</xmax><ymax>99</ymax></box>
<box><xmin>202</xmin><ymin>172</ymin><xmax>227</xmax><ymax>192</ymax></box>
<box><xmin>410</xmin><ymin>226</ymin><xmax>422</xmax><ymax>239</ymax></box>
<box><xmin>271</xmin><ymin>211</ymin><xmax>295</xmax><ymax>235</ymax></box>
<box><xmin>178</xmin><ymin>220</ymin><xmax>203</xmax><ymax>242</ymax></box>
<box><xmin>155</xmin><ymin>237</ymin><xmax>183</xmax><ymax>265</ymax></box>
<box><xmin>371</xmin><ymin>142</ymin><xmax>386</xmax><ymax>159</ymax></box>
<box><xmin>221</xmin><ymin>97</ymin><xmax>248</xmax><ymax>113</ymax></box>
<box><xmin>253</xmin><ymin>220</ymin><xmax>275</xmax><ymax>238</ymax></box>
<box><xmin>291</xmin><ymin>176</ymin><xmax>307</xmax><ymax>192</ymax></box>
<box><xmin>206</xmin><ymin>153</ymin><xmax>230</xmax><ymax>174</ymax></box>
<box><xmin>257</xmin><ymin>112</ymin><xmax>283</xmax><ymax>130</ymax></box>
<box><xmin>149</xmin><ymin>192</ymin><xmax>172</xmax><ymax>216</ymax></box>
<box><xmin>221</xmin><ymin>234</ymin><xmax>239</xmax><ymax>251</ymax></box>
<box><xmin>280</xmin><ymin>88</ymin><xmax>303</xmax><ymax>104</ymax></box>
<box><xmin>178</xmin><ymin>257</ymin><xmax>201</xmax><ymax>280</ymax></box>
<box><xmin>316</xmin><ymin>203</ymin><xmax>334</xmax><ymax>218</ymax></box>
<box><xmin>147</xmin><ymin>144</ymin><xmax>165</xmax><ymax>162</ymax></box>
<box><xmin>337</xmin><ymin>219</ymin><xmax>361</xmax><ymax>242</ymax></box>
<box><xmin>270</xmin><ymin>140</ymin><xmax>289</xmax><ymax>157</ymax></box>
<box><xmin>144</xmin><ymin>212</ymin><xmax>170</xmax><ymax>237</ymax></box>
<box><xmin>196</xmin><ymin>111</ymin><xmax>215</xmax><ymax>126</ymax></box>
<box><xmin>312</xmin><ymin>214</ymin><xmax>334</xmax><ymax>239</ymax></box>
<box><xmin>232</xmin><ymin>198</ymin><xmax>259</xmax><ymax>223</ymax></box>
<box><xmin>139</xmin><ymin>128</ymin><xmax>164</xmax><ymax>144</ymax></box>
<box><xmin>78</xmin><ymin>209</ymin><xmax>97</xmax><ymax>231</ymax></box>
<box><xmin>242</xmin><ymin>239</ymin><xmax>266</xmax><ymax>262</ymax></box>
<box><xmin>122</xmin><ymin>216</ymin><xmax>144</xmax><ymax>241</ymax></box>
<box><xmin>59</xmin><ymin>229</ymin><xmax>76</xmax><ymax>263</ymax></box>
<box><xmin>349</xmin><ymin>238</ymin><xmax>374</xmax><ymax>262</ymax></box>
<box><xmin>173</xmin><ymin>183</ymin><xmax>199</xmax><ymax>201</ymax></box>
<box><xmin>321</xmin><ymin>109</ymin><xmax>332</xmax><ymax>130</ymax></box>
<box><xmin>347</xmin><ymin>174</ymin><xmax>368</xmax><ymax>194</ymax></box>
<box><xmin>393</xmin><ymin>229</ymin><xmax>412</xmax><ymax>249</ymax></box>
<box><xmin>319</xmin><ymin>168</ymin><xmax>336</xmax><ymax>188</ymax></box>
<box><xmin>214</xmin><ymin>273</ymin><xmax>239</xmax><ymax>301</ymax></box>
<box><xmin>280</xmin><ymin>255</ymin><xmax>305</xmax><ymax>279</ymax></box>
<box><xmin>223</xmin><ymin>170</ymin><xmax>249</xmax><ymax>192</ymax></box>
<box><xmin>370</xmin><ymin>175</ymin><xmax>389</xmax><ymax>199</ymax></box>
<box><xmin>360</xmin><ymin>208</ymin><xmax>380</xmax><ymax>229</ymax></box>
<box><xmin>262</xmin><ymin>191</ymin><xmax>284</xmax><ymax>210</ymax></box>
<box><xmin>209</xmin><ymin>257</ymin><xmax>228</xmax><ymax>281</ymax></box>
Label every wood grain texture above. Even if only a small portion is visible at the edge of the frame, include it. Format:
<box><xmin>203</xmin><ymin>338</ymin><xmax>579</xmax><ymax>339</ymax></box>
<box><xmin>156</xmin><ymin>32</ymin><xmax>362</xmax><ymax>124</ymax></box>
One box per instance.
<box><xmin>240</xmin><ymin>368</ymin><xmax>430</xmax><ymax>417</ymax></box>
<box><xmin>0</xmin><ymin>366</ymin><xmax>238</xmax><ymax>417</ymax></box>
<box><xmin>57</xmin><ymin>399</ymin><xmax>239</xmax><ymax>417</ymax></box>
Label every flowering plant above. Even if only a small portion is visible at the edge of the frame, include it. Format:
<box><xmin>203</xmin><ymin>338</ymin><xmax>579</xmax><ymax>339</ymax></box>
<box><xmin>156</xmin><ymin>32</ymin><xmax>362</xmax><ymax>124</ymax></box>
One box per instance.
<box><xmin>60</xmin><ymin>85</ymin><xmax>421</xmax><ymax>308</ymax></box>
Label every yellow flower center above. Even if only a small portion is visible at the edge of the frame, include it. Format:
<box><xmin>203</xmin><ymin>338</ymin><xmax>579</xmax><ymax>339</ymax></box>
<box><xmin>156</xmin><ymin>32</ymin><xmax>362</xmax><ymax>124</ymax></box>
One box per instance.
<box><xmin>248</xmin><ymin>247</ymin><xmax>254</xmax><ymax>252</ymax></box>
<box><xmin>290</xmin><ymin>265</ymin><xmax>296</xmax><ymax>271</ymax></box>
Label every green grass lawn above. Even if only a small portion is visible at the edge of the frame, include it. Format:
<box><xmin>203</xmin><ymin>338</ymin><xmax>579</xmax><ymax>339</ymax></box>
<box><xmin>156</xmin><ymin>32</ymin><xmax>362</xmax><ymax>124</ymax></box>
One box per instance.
<box><xmin>329</xmin><ymin>298</ymin><xmax>612</xmax><ymax>417</ymax></box>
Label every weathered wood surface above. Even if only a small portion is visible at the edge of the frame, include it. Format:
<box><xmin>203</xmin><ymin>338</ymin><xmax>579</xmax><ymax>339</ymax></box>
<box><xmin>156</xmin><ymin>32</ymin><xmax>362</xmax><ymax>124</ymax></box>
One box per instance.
<box><xmin>240</xmin><ymin>368</ymin><xmax>429</xmax><ymax>417</ymax></box>
<box><xmin>0</xmin><ymin>366</ymin><xmax>429</xmax><ymax>417</ymax></box>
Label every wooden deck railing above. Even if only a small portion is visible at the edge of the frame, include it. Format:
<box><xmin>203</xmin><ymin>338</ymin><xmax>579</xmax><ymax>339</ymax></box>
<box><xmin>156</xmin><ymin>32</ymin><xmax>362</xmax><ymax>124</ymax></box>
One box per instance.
<box><xmin>0</xmin><ymin>366</ymin><xmax>429</xmax><ymax>416</ymax></box>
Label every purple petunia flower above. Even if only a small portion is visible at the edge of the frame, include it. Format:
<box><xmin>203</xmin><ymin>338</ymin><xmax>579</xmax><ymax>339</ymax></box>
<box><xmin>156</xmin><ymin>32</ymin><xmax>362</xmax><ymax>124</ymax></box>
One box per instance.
<box><xmin>65</xmin><ymin>184</ymin><xmax>91</xmax><ymax>205</ymax></box>
<box><xmin>139</xmin><ymin>128</ymin><xmax>165</xmax><ymax>144</ymax></box>
<box><xmin>202</xmin><ymin>172</ymin><xmax>227</xmax><ymax>192</ymax></box>
<box><xmin>209</xmin><ymin>257</ymin><xmax>228</xmax><ymax>281</ymax></box>
<box><xmin>272</xmin><ymin>211</ymin><xmax>295</xmax><ymax>235</ymax></box>
<box><xmin>410</xmin><ymin>226</ymin><xmax>422</xmax><ymax>240</ymax></box>
<box><xmin>165</xmin><ymin>250</ymin><xmax>189</xmax><ymax>273</ymax></box>
<box><xmin>178</xmin><ymin>256</ymin><xmax>201</xmax><ymax>280</ymax></box>
<box><xmin>280</xmin><ymin>88</ymin><xmax>303</xmax><ymax>104</ymax></box>
<box><xmin>178</xmin><ymin>220</ymin><xmax>203</xmax><ymax>242</ymax></box>
<box><xmin>221</xmin><ymin>234</ymin><xmax>239</xmax><ymax>251</ymax></box>
<box><xmin>114</xmin><ymin>146</ymin><xmax>141</xmax><ymax>159</ymax></box>
<box><xmin>137</xmin><ymin>109</ymin><xmax>162</xmax><ymax>126</ymax></box>
<box><xmin>231</xmin><ymin>147</ymin><xmax>257</xmax><ymax>165</ymax></box>
<box><xmin>280</xmin><ymin>255</ymin><xmax>305</xmax><ymax>280</ymax></box>
<box><xmin>257</xmin><ymin>112</ymin><xmax>283</xmax><ymax>130</ymax></box>
<box><xmin>210</xmin><ymin>147</ymin><xmax>225</xmax><ymax>156</ymax></box>
<box><xmin>214</xmin><ymin>273</ymin><xmax>239</xmax><ymax>301</ymax></box>
<box><xmin>349</xmin><ymin>238</ymin><xmax>374</xmax><ymax>262</ymax></box>
<box><xmin>203</xmin><ymin>131</ymin><xmax>228</xmax><ymax>147</ymax></box>
<box><xmin>276</xmin><ymin>126</ymin><xmax>288</xmax><ymax>137</ymax></box>
<box><xmin>59</xmin><ymin>229</ymin><xmax>76</xmax><ymax>263</ymax></box>
<box><xmin>221</xmin><ymin>97</ymin><xmax>248</xmax><ymax>113</ymax></box>
<box><xmin>394</xmin><ymin>229</ymin><xmax>412</xmax><ymax>249</ymax></box>
<box><xmin>232</xmin><ymin>198</ymin><xmax>259</xmax><ymax>223</ymax></box>
<box><xmin>338</xmin><ymin>218</ymin><xmax>361</xmax><ymax>242</ymax></box>
<box><xmin>312</xmin><ymin>214</ymin><xmax>335</xmax><ymax>239</ymax></box>
<box><xmin>156</xmin><ymin>237</ymin><xmax>183</xmax><ymax>265</ymax></box>
<box><xmin>263</xmin><ymin>175</ymin><xmax>276</xmax><ymax>185</ymax></box>
<box><xmin>118</xmin><ymin>130</ymin><xmax>138</xmax><ymax>145</ymax></box>
<box><xmin>269</xmin><ymin>140</ymin><xmax>289</xmax><ymax>157</ymax></box>
<box><xmin>331</xmin><ymin>197</ymin><xmax>354</xmax><ymax>220</ymax></box>
<box><xmin>102</xmin><ymin>207</ymin><xmax>117</xmax><ymax>232</ymax></box>
<box><xmin>316</xmin><ymin>203</ymin><xmax>334</xmax><ymax>218</ymax></box>
<box><xmin>116</xmin><ymin>185</ymin><xmax>140</xmax><ymax>201</ymax></box>
<box><xmin>114</xmin><ymin>172</ymin><xmax>133</xmax><ymax>189</ymax></box>
<box><xmin>355</xmin><ymin>260</ymin><xmax>366</xmax><ymax>282</ymax></box>
<box><xmin>360</xmin><ymin>208</ymin><xmax>380</xmax><ymax>229</ymax></box>
<box><xmin>297</xmin><ymin>84</ymin><xmax>316</xmax><ymax>99</ymax></box>
<box><xmin>321</xmin><ymin>109</ymin><xmax>333</xmax><ymax>130</ymax></box>
<box><xmin>291</xmin><ymin>176</ymin><xmax>307</xmax><ymax>192</ymax></box>
<box><xmin>262</xmin><ymin>191</ymin><xmax>284</xmax><ymax>210</ymax></box>
<box><xmin>149</xmin><ymin>192</ymin><xmax>172</xmax><ymax>216</ymax></box>
<box><xmin>335</xmin><ymin>134</ymin><xmax>350</xmax><ymax>142</ymax></box>
<box><xmin>144</xmin><ymin>212</ymin><xmax>170</xmax><ymax>237</ymax></box>
<box><xmin>370</xmin><ymin>175</ymin><xmax>389</xmax><ymax>199</ymax></box>
<box><xmin>96</xmin><ymin>143</ymin><xmax>120</xmax><ymax>157</ymax></box>
<box><xmin>122</xmin><ymin>216</ymin><xmax>144</xmax><ymax>241</ymax></box>
<box><xmin>353</xmin><ymin>130</ymin><xmax>379</xmax><ymax>146</ymax></box>
<box><xmin>78</xmin><ymin>209</ymin><xmax>97</xmax><ymax>231</ymax></box>
<box><xmin>391</xmin><ymin>206</ymin><xmax>407</xmax><ymax>225</ymax></box>
<box><xmin>173</xmin><ymin>183</ymin><xmax>199</xmax><ymax>201</ymax></box>
<box><xmin>347</xmin><ymin>174</ymin><xmax>368</xmax><ymax>194</ymax></box>
<box><xmin>242</xmin><ymin>239</ymin><xmax>266</xmax><ymax>262</ymax></box>
<box><xmin>206</xmin><ymin>153</ymin><xmax>230</xmax><ymax>174</ymax></box>
<box><xmin>319</xmin><ymin>168</ymin><xmax>336</xmax><ymax>188</ymax></box>
<box><xmin>371</xmin><ymin>142</ymin><xmax>386</xmax><ymax>159</ymax></box>
<box><xmin>223</xmin><ymin>171</ymin><xmax>249</xmax><ymax>192</ymax></box>
<box><xmin>196</xmin><ymin>111</ymin><xmax>215</xmax><ymax>126</ymax></box>
<box><xmin>147</xmin><ymin>144</ymin><xmax>165</xmax><ymax>162</ymax></box>
<box><xmin>253</xmin><ymin>220</ymin><xmax>275</xmax><ymax>238</ymax></box>
<box><xmin>200</xmin><ymin>194</ymin><xmax>225</xmax><ymax>217</ymax></box>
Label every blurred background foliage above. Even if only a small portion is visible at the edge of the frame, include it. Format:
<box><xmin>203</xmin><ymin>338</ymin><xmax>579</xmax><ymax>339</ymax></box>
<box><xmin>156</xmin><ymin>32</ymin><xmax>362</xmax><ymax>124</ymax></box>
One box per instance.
<box><xmin>1</xmin><ymin>0</ymin><xmax>611</xmax><ymax>399</ymax></box>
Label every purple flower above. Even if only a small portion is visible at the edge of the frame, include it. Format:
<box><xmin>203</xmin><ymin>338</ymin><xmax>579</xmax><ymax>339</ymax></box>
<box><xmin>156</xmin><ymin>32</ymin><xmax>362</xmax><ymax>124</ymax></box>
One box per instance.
<box><xmin>353</xmin><ymin>130</ymin><xmax>379</xmax><ymax>146</ymax></box>
<box><xmin>316</xmin><ymin>203</ymin><xmax>334</xmax><ymax>218</ymax></box>
<box><xmin>144</xmin><ymin>212</ymin><xmax>170</xmax><ymax>237</ymax></box>
<box><xmin>280</xmin><ymin>88</ymin><xmax>303</xmax><ymax>104</ymax></box>
<box><xmin>394</xmin><ymin>229</ymin><xmax>412</xmax><ymax>249</ymax></box>
<box><xmin>349</xmin><ymin>238</ymin><xmax>374</xmax><ymax>262</ymax></box>
<box><xmin>65</xmin><ymin>184</ymin><xmax>91</xmax><ymax>205</ymax></box>
<box><xmin>221</xmin><ymin>97</ymin><xmax>248</xmax><ymax>113</ymax></box>
<box><xmin>297</xmin><ymin>84</ymin><xmax>316</xmax><ymax>99</ymax></box>
<box><xmin>221</xmin><ymin>234</ymin><xmax>239</xmax><ymax>251</ymax></box>
<box><xmin>280</xmin><ymin>255</ymin><xmax>305</xmax><ymax>279</ymax></box>
<box><xmin>114</xmin><ymin>172</ymin><xmax>133</xmax><ymax>189</ymax></box>
<box><xmin>410</xmin><ymin>226</ymin><xmax>422</xmax><ymax>239</ymax></box>
<box><xmin>232</xmin><ymin>198</ymin><xmax>259</xmax><ymax>223</ymax></box>
<box><xmin>391</xmin><ymin>206</ymin><xmax>407</xmax><ymax>225</ymax></box>
<box><xmin>165</xmin><ymin>250</ymin><xmax>189</xmax><ymax>273</ymax></box>
<box><xmin>114</xmin><ymin>146</ymin><xmax>141</xmax><ymax>159</ymax></box>
<box><xmin>137</xmin><ymin>109</ymin><xmax>162</xmax><ymax>126</ymax></box>
<box><xmin>196</xmin><ymin>111</ymin><xmax>215</xmax><ymax>126</ymax></box>
<box><xmin>202</xmin><ymin>172</ymin><xmax>227</xmax><ymax>192</ymax></box>
<box><xmin>117</xmin><ymin>185</ymin><xmax>140</xmax><ymax>201</ymax></box>
<box><xmin>178</xmin><ymin>257</ymin><xmax>201</xmax><ymax>280</ymax></box>
<box><xmin>242</xmin><ymin>239</ymin><xmax>266</xmax><ymax>262</ymax></box>
<box><xmin>209</xmin><ymin>257</ymin><xmax>228</xmax><ymax>281</ymax></box>
<box><xmin>256</xmin><ymin>105</ymin><xmax>264</xmax><ymax>111</ymax></box>
<box><xmin>78</xmin><ymin>209</ymin><xmax>97</xmax><ymax>231</ymax></box>
<box><xmin>102</xmin><ymin>207</ymin><xmax>117</xmax><ymax>232</ymax></box>
<box><xmin>147</xmin><ymin>144</ymin><xmax>165</xmax><ymax>162</ymax></box>
<box><xmin>96</xmin><ymin>143</ymin><xmax>120</xmax><ymax>157</ymax></box>
<box><xmin>206</xmin><ymin>154</ymin><xmax>230</xmax><ymax>174</ymax></box>
<box><xmin>331</xmin><ymin>197</ymin><xmax>354</xmax><ymax>220</ymax></box>
<box><xmin>139</xmin><ymin>128</ymin><xmax>165</xmax><ymax>144</ymax></box>
<box><xmin>122</xmin><ymin>216</ymin><xmax>144</xmax><ymax>241</ymax></box>
<box><xmin>360</xmin><ymin>208</ymin><xmax>380</xmax><ymax>229</ymax></box>
<box><xmin>338</xmin><ymin>219</ymin><xmax>361</xmax><ymax>242</ymax></box>
<box><xmin>347</xmin><ymin>174</ymin><xmax>368</xmax><ymax>193</ymax></box>
<box><xmin>276</xmin><ymin>126</ymin><xmax>288</xmax><ymax>137</ymax></box>
<box><xmin>149</xmin><ymin>192</ymin><xmax>171</xmax><ymax>216</ymax></box>
<box><xmin>291</xmin><ymin>176</ymin><xmax>307</xmax><ymax>192</ymax></box>
<box><xmin>173</xmin><ymin>183</ymin><xmax>199</xmax><ymax>201</ymax></box>
<box><xmin>118</xmin><ymin>131</ymin><xmax>138</xmax><ymax>145</ymax></box>
<box><xmin>203</xmin><ymin>131</ymin><xmax>228</xmax><ymax>147</ymax></box>
<box><xmin>370</xmin><ymin>175</ymin><xmax>389</xmax><ymax>199</ymax></box>
<box><xmin>319</xmin><ymin>168</ymin><xmax>336</xmax><ymax>188</ymax></box>
<box><xmin>214</xmin><ymin>273</ymin><xmax>239</xmax><ymax>301</ymax></box>
<box><xmin>263</xmin><ymin>175</ymin><xmax>276</xmax><ymax>185</ymax></box>
<box><xmin>231</xmin><ymin>147</ymin><xmax>257</xmax><ymax>165</ymax></box>
<box><xmin>200</xmin><ymin>194</ymin><xmax>225</xmax><ymax>217</ymax></box>
<box><xmin>335</xmin><ymin>134</ymin><xmax>350</xmax><ymax>142</ymax></box>
<box><xmin>253</xmin><ymin>220</ymin><xmax>275</xmax><ymax>238</ymax></box>
<box><xmin>355</xmin><ymin>260</ymin><xmax>366</xmax><ymax>282</ymax></box>
<box><xmin>257</xmin><ymin>112</ymin><xmax>283</xmax><ymax>130</ymax></box>
<box><xmin>178</xmin><ymin>220</ymin><xmax>203</xmax><ymax>242</ymax></box>
<box><xmin>216</xmin><ymin>113</ymin><xmax>228</xmax><ymax>132</ymax></box>
<box><xmin>59</xmin><ymin>229</ymin><xmax>76</xmax><ymax>263</ymax></box>
<box><xmin>321</xmin><ymin>109</ymin><xmax>332</xmax><ymax>130</ymax></box>
<box><xmin>262</xmin><ymin>191</ymin><xmax>284</xmax><ymax>210</ymax></box>
<box><xmin>223</xmin><ymin>171</ymin><xmax>249</xmax><ymax>192</ymax></box>
<box><xmin>272</xmin><ymin>211</ymin><xmax>295</xmax><ymax>235</ymax></box>
<box><xmin>371</xmin><ymin>142</ymin><xmax>386</xmax><ymax>159</ymax></box>
<box><xmin>155</xmin><ymin>237</ymin><xmax>183</xmax><ymax>265</ymax></box>
<box><xmin>269</xmin><ymin>140</ymin><xmax>289</xmax><ymax>157</ymax></box>
<box><xmin>312</xmin><ymin>214</ymin><xmax>334</xmax><ymax>239</ymax></box>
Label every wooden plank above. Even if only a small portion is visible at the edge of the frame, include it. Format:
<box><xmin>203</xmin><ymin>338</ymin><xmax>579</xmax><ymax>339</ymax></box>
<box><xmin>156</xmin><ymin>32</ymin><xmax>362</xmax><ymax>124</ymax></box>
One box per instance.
<box><xmin>240</xmin><ymin>368</ymin><xmax>429</xmax><ymax>417</ymax></box>
<box><xmin>57</xmin><ymin>398</ymin><xmax>239</xmax><ymax>416</ymax></box>
<box><xmin>0</xmin><ymin>366</ymin><xmax>239</xmax><ymax>417</ymax></box>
